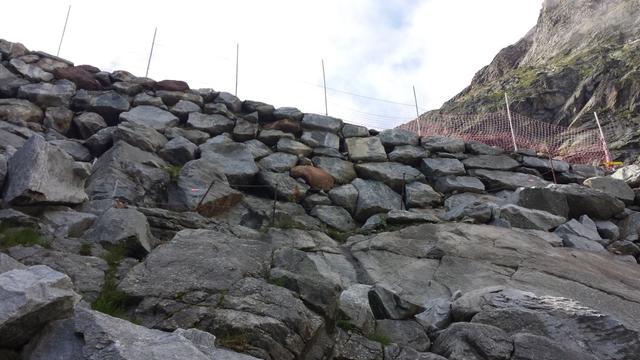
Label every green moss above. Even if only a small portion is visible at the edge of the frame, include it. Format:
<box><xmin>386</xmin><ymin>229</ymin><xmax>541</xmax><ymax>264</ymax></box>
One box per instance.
<box><xmin>367</xmin><ymin>333</ymin><xmax>391</xmax><ymax>346</ymax></box>
<box><xmin>216</xmin><ymin>331</ymin><xmax>249</xmax><ymax>352</ymax></box>
<box><xmin>216</xmin><ymin>290</ymin><xmax>228</xmax><ymax>308</ymax></box>
<box><xmin>0</xmin><ymin>223</ymin><xmax>48</xmax><ymax>249</ymax></box>
<box><xmin>324</xmin><ymin>228</ymin><xmax>354</xmax><ymax>243</ymax></box>
<box><xmin>92</xmin><ymin>245</ymin><xmax>131</xmax><ymax>319</ymax></box>
<box><xmin>267</xmin><ymin>276</ymin><xmax>287</xmax><ymax>288</ymax></box>
<box><xmin>79</xmin><ymin>242</ymin><xmax>92</xmax><ymax>256</ymax></box>
<box><xmin>336</xmin><ymin>319</ymin><xmax>354</xmax><ymax>331</ymax></box>
<box><xmin>164</xmin><ymin>165</ymin><xmax>182</xmax><ymax>182</ymax></box>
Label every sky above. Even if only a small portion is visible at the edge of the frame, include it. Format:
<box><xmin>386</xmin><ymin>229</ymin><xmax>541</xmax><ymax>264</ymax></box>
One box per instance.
<box><xmin>0</xmin><ymin>0</ymin><xmax>542</xmax><ymax>129</ymax></box>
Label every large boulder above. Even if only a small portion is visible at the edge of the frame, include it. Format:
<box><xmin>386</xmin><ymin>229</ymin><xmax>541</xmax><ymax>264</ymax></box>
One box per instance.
<box><xmin>0</xmin><ymin>265</ymin><xmax>78</xmax><ymax>349</ymax></box>
<box><xmin>277</xmin><ymin>137</ymin><xmax>312</xmax><ymax>157</ymax></box>
<box><xmin>510</xmin><ymin>187</ymin><xmax>569</xmax><ymax>218</ymax></box>
<box><xmin>9</xmin><ymin>58</ymin><xmax>53</xmax><ymax>82</ymax></box>
<box><xmin>355</xmin><ymin>162</ymin><xmax>425</xmax><ymax>192</ymax></box>
<box><xmin>583</xmin><ymin>176</ymin><xmax>635</xmax><ymax>204</ymax></box>
<box><xmin>258</xmin><ymin>170</ymin><xmax>310</xmax><ymax>202</ymax></box>
<box><xmin>520</xmin><ymin>156</ymin><xmax>570</xmax><ymax>173</ymax></box>
<box><xmin>462</xmin><ymin>155</ymin><xmax>519</xmax><ymax>171</ymax></box>
<box><xmin>312</xmin><ymin>156</ymin><xmax>357</xmax><ymax>184</ymax></box>
<box><xmin>290</xmin><ymin>165</ymin><xmax>335</xmax><ymax>191</ymax></box>
<box><xmin>329</xmin><ymin>184</ymin><xmax>359</xmax><ymax>214</ymax></box>
<box><xmin>301</xmin><ymin>113</ymin><xmax>343</xmax><ymax>133</ymax></box>
<box><xmin>499</xmin><ymin>204</ymin><xmax>566</xmax><ymax>231</ymax></box>
<box><xmin>199</xmin><ymin>141</ymin><xmax>259</xmax><ymax>185</ymax></box>
<box><xmin>547</xmin><ymin>183</ymin><xmax>625</xmax><ymax>219</ymax></box>
<box><xmin>300</xmin><ymin>130</ymin><xmax>340</xmax><ymax>149</ymax></box>
<box><xmin>119</xmin><ymin>105</ymin><xmax>179</xmax><ymax>131</ymax></box>
<box><xmin>470</xmin><ymin>169</ymin><xmax>550</xmax><ymax>190</ymax></box>
<box><xmin>379</xmin><ymin>128</ymin><xmax>420</xmax><ymax>148</ymax></box>
<box><xmin>421</xmin><ymin>158</ymin><xmax>465</xmax><ymax>178</ymax></box>
<box><xmin>612</xmin><ymin>165</ymin><xmax>640</xmax><ymax>187</ymax></box>
<box><xmin>113</xmin><ymin>121</ymin><xmax>167</xmax><ymax>153</ymax></box>
<box><xmin>187</xmin><ymin>112</ymin><xmax>234</xmax><ymax>135</ymax></box>
<box><xmin>3</xmin><ymin>135</ymin><xmax>89</xmax><ymax>205</ymax></box>
<box><xmin>0</xmin><ymin>98</ymin><xmax>43</xmax><ymax>125</ymax></box>
<box><xmin>0</xmin><ymin>63</ymin><xmax>29</xmax><ymax>97</ymax></box>
<box><xmin>158</xmin><ymin>136</ymin><xmax>197</xmax><ymax>165</ymax></box>
<box><xmin>81</xmin><ymin>90</ymin><xmax>131</xmax><ymax>124</ymax></box>
<box><xmin>17</xmin><ymin>80</ymin><xmax>76</xmax><ymax>108</ymax></box>
<box><xmin>346</xmin><ymin>137</ymin><xmax>388</xmax><ymax>162</ymax></box>
<box><xmin>53</xmin><ymin>66</ymin><xmax>102</xmax><ymax>90</ymax></box>
<box><xmin>421</xmin><ymin>136</ymin><xmax>465</xmax><ymax>153</ymax></box>
<box><xmin>405</xmin><ymin>182</ymin><xmax>442</xmax><ymax>208</ymax></box>
<box><xmin>73</xmin><ymin>112</ymin><xmax>107</xmax><ymax>139</ymax></box>
<box><xmin>431</xmin><ymin>322</ymin><xmax>513</xmax><ymax>360</ymax></box>
<box><xmin>259</xmin><ymin>152</ymin><xmax>299</xmax><ymax>172</ymax></box>
<box><xmin>434</xmin><ymin>176</ymin><xmax>485</xmax><ymax>194</ymax></box>
<box><xmin>83</xmin><ymin>207</ymin><xmax>153</xmax><ymax>257</ymax></box>
<box><xmin>388</xmin><ymin>145</ymin><xmax>428</xmax><ymax>165</ymax></box>
<box><xmin>352</xmin><ymin>178</ymin><xmax>402</xmax><ymax>221</ymax></box>
<box><xmin>310</xmin><ymin>205</ymin><xmax>357</xmax><ymax>231</ymax></box>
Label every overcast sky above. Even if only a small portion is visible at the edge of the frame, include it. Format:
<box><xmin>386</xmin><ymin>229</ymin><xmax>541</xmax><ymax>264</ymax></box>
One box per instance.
<box><xmin>1</xmin><ymin>0</ymin><xmax>542</xmax><ymax>129</ymax></box>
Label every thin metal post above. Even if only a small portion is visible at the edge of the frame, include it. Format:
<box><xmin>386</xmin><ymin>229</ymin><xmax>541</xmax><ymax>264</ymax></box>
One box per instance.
<box><xmin>504</xmin><ymin>93</ymin><xmax>518</xmax><ymax>152</ymax></box>
<box><xmin>322</xmin><ymin>59</ymin><xmax>328</xmax><ymax>116</ymax></box>
<box><xmin>593</xmin><ymin>112</ymin><xmax>611</xmax><ymax>164</ymax></box>
<box><xmin>271</xmin><ymin>185</ymin><xmax>278</xmax><ymax>226</ymax></box>
<box><xmin>235</xmin><ymin>43</ymin><xmax>239</xmax><ymax>96</ymax></box>
<box><xmin>56</xmin><ymin>5</ymin><xmax>71</xmax><ymax>57</ymax></box>
<box><xmin>145</xmin><ymin>27</ymin><xmax>157</xmax><ymax>78</ymax></box>
<box><xmin>413</xmin><ymin>86</ymin><xmax>422</xmax><ymax>136</ymax></box>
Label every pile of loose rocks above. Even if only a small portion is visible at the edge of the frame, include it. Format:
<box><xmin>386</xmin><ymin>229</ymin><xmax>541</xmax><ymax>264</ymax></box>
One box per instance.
<box><xmin>1</xmin><ymin>38</ymin><xmax>640</xmax><ymax>359</ymax></box>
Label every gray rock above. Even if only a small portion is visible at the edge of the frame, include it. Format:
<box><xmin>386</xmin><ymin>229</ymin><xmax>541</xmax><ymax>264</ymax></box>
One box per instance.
<box><xmin>339</xmin><ymin>284</ymin><xmax>376</xmax><ymax>334</ymax></box>
<box><xmin>86</xmin><ymin>141</ymin><xmax>168</xmax><ymax>205</ymax></box>
<box><xmin>259</xmin><ymin>152</ymin><xmax>299</xmax><ymax>172</ymax></box>
<box><xmin>8</xmin><ymin>247</ymin><xmax>107</xmax><ymax>302</ymax></box>
<box><xmin>20</xmin><ymin>318</ymin><xmax>83</xmax><ymax>360</ymax></box>
<box><xmin>405</xmin><ymin>182</ymin><xmax>442</xmax><ymax>208</ymax></box>
<box><xmin>384</xmin><ymin>345</ymin><xmax>448</xmax><ymax>360</ymax></box>
<box><xmin>3</xmin><ymin>135</ymin><xmax>88</xmax><ymax>205</ymax></box>
<box><xmin>0</xmin><ymin>98</ymin><xmax>43</xmax><ymax>126</ymax></box>
<box><xmin>511</xmin><ymin>333</ymin><xmax>599</xmax><ymax>360</ymax></box>
<box><xmin>561</xmin><ymin>234</ymin><xmax>606</xmax><ymax>251</ymax></box>
<box><xmin>462</xmin><ymin>155</ymin><xmax>519</xmax><ymax>171</ymax></box>
<box><xmin>313</xmin><ymin>156</ymin><xmax>357</xmax><ymax>184</ymax></box>
<box><xmin>18</xmin><ymin>80</ymin><xmax>76</xmax><ymax>108</ymax></box>
<box><xmin>301</xmin><ymin>130</ymin><xmax>340</xmax><ymax>149</ymax></box>
<box><xmin>133</xmin><ymin>92</ymin><xmax>167</xmax><ymax>109</ymax></box>
<box><xmin>48</xmin><ymin>139</ymin><xmax>91</xmax><ymax>162</ymax></box>
<box><xmin>547</xmin><ymin>183</ymin><xmax>625</xmax><ymax>219</ymax></box>
<box><xmin>584</xmin><ymin>176</ymin><xmax>635</xmax><ymax>203</ymax></box>
<box><xmin>84</xmin><ymin>207</ymin><xmax>153</xmax><ymax>257</ymax></box>
<box><xmin>554</xmin><ymin>218</ymin><xmax>602</xmax><ymax>242</ymax></box>
<box><xmin>387</xmin><ymin>210</ymin><xmax>440</xmax><ymax>224</ymax></box>
<box><xmin>0</xmin><ymin>63</ymin><xmax>29</xmax><ymax>97</ymax></box>
<box><xmin>356</xmin><ymin>162</ymin><xmax>425</xmax><ymax>192</ymax></box>
<box><xmin>618</xmin><ymin>211</ymin><xmax>640</xmax><ymax>241</ymax></box>
<box><xmin>329</xmin><ymin>184</ymin><xmax>359</xmax><ymax>214</ymax></box>
<box><xmin>379</xmin><ymin>128</ymin><xmax>420</xmax><ymax>148</ymax></box>
<box><xmin>232</xmin><ymin>118</ymin><xmax>258</xmax><ymax>141</ymax></box>
<box><xmin>376</xmin><ymin>319</ymin><xmax>430</xmax><ymax>352</ymax></box>
<box><xmin>421</xmin><ymin>158</ymin><xmax>465</xmax><ymax>178</ymax></box>
<box><xmin>421</xmin><ymin>136</ymin><xmax>465</xmax><ymax>153</ymax></box>
<box><xmin>368</xmin><ymin>285</ymin><xmax>425</xmax><ymax>320</ymax></box>
<box><xmin>301</xmin><ymin>113</ymin><xmax>343</xmax><ymax>133</ymax></box>
<box><xmin>332</xmin><ymin>329</ymin><xmax>384</xmax><ymax>360</ymax></box>
<box><xmin>431</xmin><ymin>322</ymin><xmax>512</xmax><ymax>360</ymax></box>
<box><xmin>200</xmin><ymin>141</ymin><xmax>259</xmax><ymax>184</ymax></box>
<box><xmin>571</xmin><ymin>164</ymin><xmax>605</xmax><ymax>179</ymax></box>
<box><xmin>595</xmin><ymin>220</ymin><xmax>620</xmax><ymax>241</ymax></box>
<box><xmin>9</xmin><ymin>58</ymin><xmax>53</xmax><ymax>81</ymax></box>
<box><xmin>257</xmin><ymin>170</ymin><xmax>310</xmax><ymax>202</ymax></box>
<box><xmin>171</xmin><ymin>158</ymin><xmax>242</xmax><ymax>215</ymax></box>
<box><xmin>511</xmin><ymin>187</ymin><xmax>569</xmax><ymax>218</ymax></box>
<box><xmin>273</xmin><ymin>106</ymin><xmax>303</xmax><ymax>121</ymax></box>
<box><xmin>113</xmin><ymin>121</ymin><xmax>167</xmax><ymax>152</ymax></box>
<box><xmin>277</xmin><ymin>137</ymin><xmax>312</xmax><ymax>157</ymax></box>
<box><xmin>244</xmin><ymin>139</ymin><xmax>273</xmax><ymax>159</ymax></box>
<box><xmin>0</xmin><ymin>253</ymin><xmax>25</xmax><ymax>274</ymax></box>
<box><xmin>303</xmin><ymin>193</ymin><xmax>332</xmax><ymax>209</ymax></box>
<box><xmin>311</xmin><ymin>205</ymin><xmax>357</xmax><ymax>231</ymax></box>
<box><xmin>186</xmin><ymin>112</ymin><xmax>234</xmax><ymax>136</ymax></box>
<box><xmin>466</xmin><ymin>142</ymin><xmax>504</xmax><ymax>155</ymax></box>
<box><xmin>444</xmin><ymin>193</ymin><xmax>501</xmax><ymax>211</ymax></box>
<box><xmin>157</xmin><ymin>90</ymin><xmax>203</xmax><ymax>107</ymax></box>
<box><xmin>361</xmin><ymin>213</ymin><xmax>388</xmax><ymax>231</ymax></box>
<box><xmin>443</xmin><ymin>201</ymin><xmax>498</xmax><ymax>224</ymax></box>
<box><xmin>77</xmin><ymin>90</ymin><xmax>131</xmax><ymax>124</ymax></box>
<box><xmin>342</xmin><ymin>123</ymin><xmax>369</xmax><ymax>137</ymax></box>
<box><xmin>416</xmin><ymin>297</ymin><xmax>452</xmax><ymax>333</ymax></box>
<box><xmin>158</xmin><ymin>136</ymin><xmax>197</xmax><ymax>165</ymax></box>
<box><xmin>346</xmin><ymin>137</ymin><xmax>388</xmax><ymax>162</ymax></box>
<box><xmin>258</xmin><ymin>129</ymin><xmax>295</xmax><ymax>146</ymax></box>
<box><xmin>388</xmin><ymin>145</ymin><xmax>428</xmax><ymax>165</ymax></box>
<box><xmin>499</xmin><ymin>204</ymin><xmax>566</xmax><ymax>231</ymax></box>
<box><xmin>119</xmin><ymin>105</ymin><xmax>179</xmax><ymax>131</ymax></box>
<box><xmin>521</xmin><ymin>155</ymin><xmax>570</xmax><ymax>173</ymax></box>
<box><xmin>612</xmin><ymin>165</ymin><xmax>640</xmax><ymax>187</ymax></box>
<box><xmin>42</xmin><ymin>208</ymin><xmax>96</xmax><ymax>237</ymax></box>
<box><xmin>313</xmin><ymin>146</ymin><xmax>345</xmax><ymax>158</ymax></box>
<box><xmin>214</xmin><ymin>91</ymin><xmax>242</xmax><ymax>112</ymax></box>
<box><xmin>607</xmin><ymin>240</ymin><xmax>640</xmax><ymax>257</ymax></box>
<box><xmin>0</xmin><ymin>265</ymin><xmax>78</xmax><ymax>349</ymax></box>
<box><xmin>352</xmin><ymin>178</ymin><xmax>402</xmax><ymax>221</ymax></box>
<box><xmin>169</xmin><ymin>99</ymin><xmax>200</xmax><ymax>121</ymax></box>
<box><xmin>164</xmin><ymin>127</ymin><xmax>210</xmax><ymax>145</ymax></box>
<box><xmin>470</xmin><ymin>169</ymin><xmax>550</xmax><ymax>190</ymax></box>
<box><xmin>434</xmin><ymin>176</ymin><xmax>485</xmax><ymax>194</ymax></box>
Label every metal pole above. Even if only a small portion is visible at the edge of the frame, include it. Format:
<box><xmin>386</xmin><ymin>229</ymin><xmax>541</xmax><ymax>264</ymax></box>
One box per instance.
<box><xmin>504</xmin><ymin>93</ymin><xmax>518</xmax><ymax>152</ymax></box>
<box><xmin>322</xmin><ymin>59</ymin><xmax>328</xmax><ymax>116</ymax></box>
<box><xmin>235</xmin><ymin>43</ymin><xmax>239</xmax><ymax>96</ymax></box>
<box><xmin>56</xmin><ymin>5</ymin><xmax>71</xmax><ymax>57</ymax></box>
<box><xmin>413</xmin><ymin>86</ymin><xmax>422</xmax><ymax>136</ymax></box>
<box><xmin>271</xmin><ymin>185</ymin><xmax>278</xmax><ymax>226</ymax></box>
<box><xmin>594</xmin><ymin>112</ymin><xmax>611</xmax><ymax>164</ymax></box>
<box><xmin>145</xmin><ymin>27</ymin><xmax>157</xmax><ymax>78</ymax></box>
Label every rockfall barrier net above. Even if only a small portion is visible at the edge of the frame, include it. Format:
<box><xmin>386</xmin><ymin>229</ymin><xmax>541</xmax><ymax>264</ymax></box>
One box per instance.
<box><xmin>397</xmin><ymin>111</ymin><xmax>614</xmax><ymax>165</ymax></box>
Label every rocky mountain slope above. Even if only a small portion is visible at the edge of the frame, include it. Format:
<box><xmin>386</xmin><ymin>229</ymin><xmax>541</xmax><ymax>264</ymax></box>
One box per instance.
<box><xmin>439</xmin><ymin>0</ymin><xmax>640</xmax><ymax>161</ymax></box>
<box><xmin>1</xmin><ymin>37</ymin><xmax>640</xmax><ymax>359</ymax></box>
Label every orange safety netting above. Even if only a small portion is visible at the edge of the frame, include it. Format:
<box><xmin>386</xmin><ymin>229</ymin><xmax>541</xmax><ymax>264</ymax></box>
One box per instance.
<box><xmin>397</xmin><ymin>112</ymin><xmax>613</xmax><ymax>165</ymax></box>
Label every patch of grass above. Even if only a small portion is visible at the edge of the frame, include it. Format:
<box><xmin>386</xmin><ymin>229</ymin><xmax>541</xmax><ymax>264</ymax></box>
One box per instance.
<box><xmin>336</xmin><ymin>319</ymin><xmax>354</xmax><ymax>331</ymax></box>
<box><xmin>79</xmin><ymin>242</ymin><xmax>92</xmax><ymax>256</ymax></box>
<box><xmin>216</xmin><ymin>331</ymin><xmax>249</xmax><ymax>352</ymax></box>
<box><xmin>367</xmin><ymin>333</ymin><xmax>391</xmax><ymax>346</ymax></box>
<box><xmin>0</xmin><ymin>223</ymin><xmax>49</xmax><ymax>249</ymax></box>
<box><xmin>164</xmin><ymin>165</ymin><xmax>182</xmax><ymax>182</ymax></box>
<box><xmin>267</xmin><ymin>277</ymin><xmax>287</xmax><ymax>288</ymax></box>
<box><xmin>92</xmin><ymin>245</ymin><xmax>131</xmax><ymax>319</ymax></box>
<box><xmin>324</xmin><ymin>228</ymin><xmax>354</xmax><ymax>243</ymax></box>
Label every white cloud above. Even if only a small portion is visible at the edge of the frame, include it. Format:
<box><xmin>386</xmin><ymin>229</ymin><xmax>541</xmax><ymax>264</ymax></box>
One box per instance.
<box><xmin>0</xmin><ymin>0</ymin><xmax>541</xmax><ymax>128</ymax></box>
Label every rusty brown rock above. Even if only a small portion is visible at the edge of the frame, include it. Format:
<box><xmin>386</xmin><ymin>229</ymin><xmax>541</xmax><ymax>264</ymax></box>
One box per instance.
<box><xmin>154</xmin><ymin>80</ymin><xmax>189</xmax><ymax>92</ymax></box>
<box><xmin>263</xmin><ymin>118</ymin><xmax>302</xmax><ymax>134</ymax></box>
<box><xmin>53</xmin><ymin>66</ymin><xmax>103</xmax><ymax>90</ymax></box>
<box><xmin>290</xmin><ymin>165</ymin><xmax>335</xmax><ymax>191</ymax></box>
